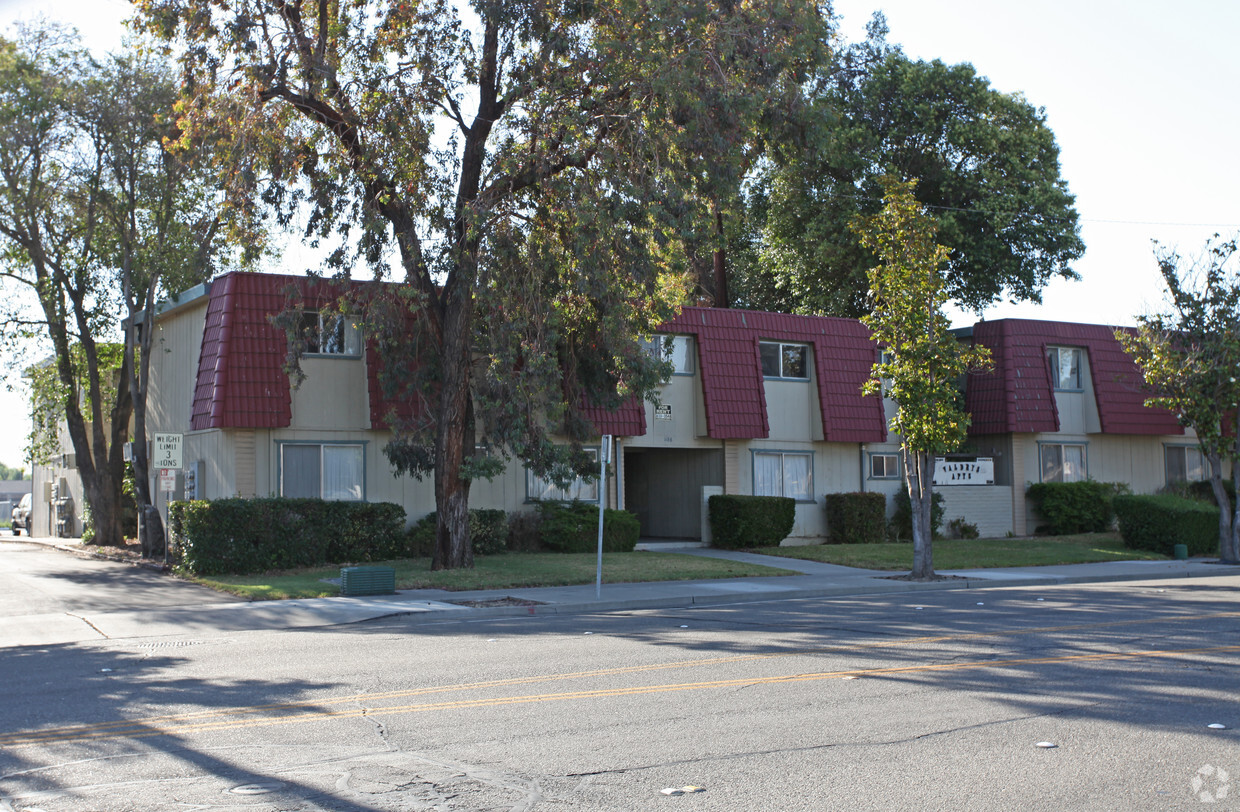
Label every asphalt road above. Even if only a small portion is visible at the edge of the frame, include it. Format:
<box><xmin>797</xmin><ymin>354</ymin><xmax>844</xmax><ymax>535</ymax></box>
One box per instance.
<box><xmin>1</xmin><ymin>549</ymin><xmax>1237</xmax><ymax>811</ymax></box>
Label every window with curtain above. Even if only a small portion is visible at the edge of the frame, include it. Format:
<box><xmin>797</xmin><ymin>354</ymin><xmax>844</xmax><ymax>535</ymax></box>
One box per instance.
<box><xmin>526</xmin><ymin>449</ymin><xmax>599</xmax><ymax>502</ymax></box>
<box><xmin>1040</xmin><ymin>443</ymin><xmax>1086</xmax><ymax>483</ymax></box>
<box><xmin>641</xmin><ymin>334</ymin><xmax>696</xmax><ymax>375</ymax></box>
<box><xmin>753</xmin><ymin>451</ymin><xmax>813</xmax><ymax>500</ymax></box>
<box><xmin>281</xmin><ymin>443</ymin><xmax>364</xmax><ymax>500</ymax></box>
<box><xmin>300</xmin><ymin>311</ymin><xmax>362</xmax><ymax>355</ymax></box>
<box><xmin>1165</xmin><ymin>446</ymin><xmax>1206</xmax><ymax>484</ymax></box>
<box><xmin>1046</xmin><ymin>346</ymin><xmax>1083</xmax><ymax>390</ymax></box>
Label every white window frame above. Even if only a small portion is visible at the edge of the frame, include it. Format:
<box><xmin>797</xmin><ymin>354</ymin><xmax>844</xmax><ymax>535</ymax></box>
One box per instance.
<box><xmin>278</xmin><ymin>442</ymin><xmax>366</xmax><ymax>501</ymax></box>
<box><xmin>752</xmin><ymin>450</ymin><xmax>814</xmax><ymax>501</ymax></box>
<box><xmin>1046</xmin><ymin>346</ymin><xmax>1083</xmax><ymax>391</ymax></box>
<box><xmin>641</xmin><ymin>334</ymin><xmax>696</xmax><ymax>376</ymax></box>
<box><xmin>1039</xmin><ymin>442</ymin><xmax>1087</xmax><ymax>483</ymax></box>
<box><xmin>760</xmin><ymin>341</ymin><xmax>810</xmax><ymax>380</ymax></box>
<box><xmin>301</xmin><ymin>311</ymin><xmax>362</xmax><ymax>356</ymax></box>
<box><xmin>1165</xmin><ymin>445</ymin><xmax>1207</xmax><ymax>484</ymax></box>
<box><xmin>526</xmin><ymin>449</ymin><xmax>599</xmax><ymax>503</ymax></box>
<box><xmin>869</xmin><ymin>452</ymin><xmax>900</xmax><ymax>480</ymax></box>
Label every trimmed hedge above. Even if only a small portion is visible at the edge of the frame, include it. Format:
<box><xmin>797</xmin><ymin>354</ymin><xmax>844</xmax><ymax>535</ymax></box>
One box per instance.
<box><xmin>1114</xmin><ymin>494</ymin><xmax>1219</xmax><ymax>557</ymax></box>
<box><xmin>1026</xmin><ymin>480</ymin><xmax>1128</xmax><ymax>535</ymax></box>
<box><xmin>408</xmin><ymin>509</ymin><xmax>511</xmax><ymax>557</ymax></box>
<box><xmin>708</xmin><ymin>494</ymin><xmax>795</xmax><ymax>549</ymax></box>
<box><xmin>823</xmin><ymin>492</ymin><xmax>886</xmax><ymax>545</ymax></box>
<box><xmin>1186</xmin><ymin>479</ymin><xmax>1237</xmax><ymax>506</ymax></box>
<box><xmin>168</xmin><ymin>497</ymin><xmax>407</xmax><ymax>576</ymax></box>
<box><xmin>890</xmin><ymin>491</ymin><xmax>944</xmax><ymax>541</ymax></box>
<box><xmin>537</xmin><ymin>501</ymin><xmax>639</xmax><ymax>553</ymax></box>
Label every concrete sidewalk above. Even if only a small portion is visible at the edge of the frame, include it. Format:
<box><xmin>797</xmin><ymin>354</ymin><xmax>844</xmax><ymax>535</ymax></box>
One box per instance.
<box><xmin>6</xmin><ymin>532</ymin><xmax>1238</xmax><ymax>645</ymax></box>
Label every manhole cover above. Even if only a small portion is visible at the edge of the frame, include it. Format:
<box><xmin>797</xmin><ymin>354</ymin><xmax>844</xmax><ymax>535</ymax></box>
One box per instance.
<box><xmin>230</xmin><ymin>783</ymin><xmax>284</xmax><ymax>795</ymax></box>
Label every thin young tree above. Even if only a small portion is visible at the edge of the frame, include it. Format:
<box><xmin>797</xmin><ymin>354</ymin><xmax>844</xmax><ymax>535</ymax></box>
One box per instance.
<box><xmin>1118</xmin><ymin>235</ymin><xmax>1240</xmax><ymax>564</ymax></box>
<box><xmin>852</xmin><ymin>175</ymin><xmax>990</xmax><ymax>579</ymax></box>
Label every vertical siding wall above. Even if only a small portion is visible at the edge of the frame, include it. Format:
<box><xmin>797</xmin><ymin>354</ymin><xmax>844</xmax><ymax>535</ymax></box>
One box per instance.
<box><xmin>938</xmin><ymin>486</ymin><xmax>1014</xmax><ymax>538</ymax></box>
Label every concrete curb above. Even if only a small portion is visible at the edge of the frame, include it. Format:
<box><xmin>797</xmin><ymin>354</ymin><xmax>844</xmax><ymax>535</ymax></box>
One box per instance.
<box><xmin>360</xmin><ymin>566</ymin><xmax>1239</xmax><ymax>626</ymax></box>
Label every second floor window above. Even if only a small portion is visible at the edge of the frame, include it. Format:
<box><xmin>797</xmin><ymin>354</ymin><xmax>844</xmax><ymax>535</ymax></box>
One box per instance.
<box><xmin>1046</xmin><ymin>346</ymin><xmax>1082</xmax><ymax>390</ymax></box>
<box><xmin>642</xmin><ymin>334</ymin><xmax>696</xmax><ymax>375</ymax></box>
<box><xmin>301</xmin><ymin>311</ymin><xmax>361</xmax><ymax>355</ymax></box>
<box><xmin>760</xmin><ymin>341</ymin><xmax>808</xmax><ymax>380</ymax></box>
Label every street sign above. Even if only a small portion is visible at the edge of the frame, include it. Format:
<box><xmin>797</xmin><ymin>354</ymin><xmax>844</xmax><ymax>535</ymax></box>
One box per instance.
<box><xmin>152</xmin><ymin>433</ymin><xmax>183</xmax><ymax>470</ymax></box>
<box><xmin>159</xmin><ymin>468</ymin><xmax>177</xmax><ymax>493</ymax></box>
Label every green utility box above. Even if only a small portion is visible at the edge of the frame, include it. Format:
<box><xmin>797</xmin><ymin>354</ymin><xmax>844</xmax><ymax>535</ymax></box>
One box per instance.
<box><xmin>340</xmin><ymin>565</ymin><xmax>396</xmax><ymax>596</ymax></box>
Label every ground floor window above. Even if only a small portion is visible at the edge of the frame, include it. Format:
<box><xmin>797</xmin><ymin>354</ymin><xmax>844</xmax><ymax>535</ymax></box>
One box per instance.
<box><xmin>1040</xmin><ymin>443</ymin><xmax>1086</xmax><ymax>483</ymax></box>
<box><xmin>754</xmin><ymin>451</ymin><xmax>813</xmax><ymax>501</ymax></box>
<box><xmin>1165</xmin><ymin>445</ymin><xmax>1207</xmax><ymax>484</ymax></box>
<box><xmin>281</xmin><ymin>443</ymin><xmax>364</xmax><ymax>500</ymax></box>
<box><xmin>527</xmin><ymin>449</ymin><xmax>599</xmax><ymax>502</ymax></box>
<box><xmin>869</xmin><ymin>452</ymin><xmax>900</xmax><ymax>480</ymax></box>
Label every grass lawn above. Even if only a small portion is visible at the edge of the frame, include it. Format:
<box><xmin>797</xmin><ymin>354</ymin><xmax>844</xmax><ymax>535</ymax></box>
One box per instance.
<box><xmin>190</xmin><ymin>551</ymin><xmax>800</xmax><ymax>600</ymax></box>
<box><xmin>749</xmin><ymin>532</ymin><xmax>1168</xmax><ymax>570</ymax></box>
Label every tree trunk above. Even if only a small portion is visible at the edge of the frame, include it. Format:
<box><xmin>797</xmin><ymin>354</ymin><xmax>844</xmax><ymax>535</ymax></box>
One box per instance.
<box><xmin>1206</xmin><ymin>452</ymin><xmax>1236</xmax><ymax>563</ymax></box>
<box><xmin>906</xmin><ymin>449</ymin><xmax>936</xmax><ymax>580</ymax></box>
<box><xmin>431</xmin><ymin>286</ymin><xmax>475</xmax><ymax>571</ymax></box>
<box><xmin>1225</xmin><ymin>444</ymin><xmax>1240</xmax><ymax>564</ymax></box>
<box><xmin>129</xmin><ymin>301</ymin><xmax>166</xmax><ymax>557</ymax></box>
<box><xmin>711</xmin><ymin>199</ymin><xmax>730</xmax><ymax>309</ymax></box>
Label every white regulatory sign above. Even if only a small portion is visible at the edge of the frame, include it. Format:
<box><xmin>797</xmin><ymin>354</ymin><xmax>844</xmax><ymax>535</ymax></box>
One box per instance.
<box><xmin>159</xmin><ymin>468</ymin><xmax>177</xmax><ymax>493</ymax></box>
<box><xmin>152</xmin><ymin>433</ymin><xmax>184</xmax><ymax>470</ymax></box>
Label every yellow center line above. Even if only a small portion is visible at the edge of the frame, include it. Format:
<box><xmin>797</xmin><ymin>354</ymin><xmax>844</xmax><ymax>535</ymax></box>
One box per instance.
<box><xmin>5</xmin><ymin>641</ymin><xmax>1239</xmax><ymax>748</ymax></box>
<box><xmin>4</xmin><ymin>609</ymin><xmax>1236</xmax><ymax>744</ymax></box>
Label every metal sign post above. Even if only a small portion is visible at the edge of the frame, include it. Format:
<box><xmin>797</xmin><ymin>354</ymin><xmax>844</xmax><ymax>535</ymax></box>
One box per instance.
<box><xmin>595</xmin><ymin>436</ymin><xmax>611</xmax><ymax>599</ymax></box>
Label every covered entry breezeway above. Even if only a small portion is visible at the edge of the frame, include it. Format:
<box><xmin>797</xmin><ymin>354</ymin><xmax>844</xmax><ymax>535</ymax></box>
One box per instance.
<box><xmin>622</xmin><ymin>446</ymin><xmax>723</xmax><ymax>540</ymax></box>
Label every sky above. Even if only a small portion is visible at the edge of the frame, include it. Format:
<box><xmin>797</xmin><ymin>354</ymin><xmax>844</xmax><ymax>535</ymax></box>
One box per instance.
<box><xmin>0</xmin><ymin>0</ymin><xmax>1237</xmax><ymax>470</ymax></box>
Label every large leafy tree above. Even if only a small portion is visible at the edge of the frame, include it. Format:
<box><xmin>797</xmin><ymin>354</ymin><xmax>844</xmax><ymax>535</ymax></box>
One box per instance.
<box><xmin>1118</xmin><ymin>236</ymin><xmax>1240</xmax><ymax>564</ymax></box>
<box><xmin>737</xmin><ymin>17</ymin><xmax>1084</xmax><ymax>317</ymax></box>
<box><xmin>137</xmin><ymin>0</ymin><xmax>831</xmax><ymax>569</ymax></box>
<box><xmin>853</xmin><ymin>176</ymin><xmax>990</xmax><ymax>580</ymax></box>
<box><xmin>0</xmin><ymin>25</ymin><xmax>245</xmax><ymax>548</ymax></box>
<box><xmin>88</xmin><ymin>50</ymin><xmax>243</xmax><ymax>554</ymax></box>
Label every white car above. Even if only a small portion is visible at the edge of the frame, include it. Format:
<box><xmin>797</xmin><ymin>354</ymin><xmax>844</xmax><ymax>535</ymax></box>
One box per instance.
<box><xmin>11</xmin><ymin>493</ymin><xmax>31</xmax><ymax>535</ymax></box>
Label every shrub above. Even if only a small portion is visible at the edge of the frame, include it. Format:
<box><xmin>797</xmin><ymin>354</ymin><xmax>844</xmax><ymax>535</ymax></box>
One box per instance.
<box><xmin>407</xmin><ymin>509</ymin><xmax>512</xmax><ymax>557</ymax></box>
<box><xmin>823</xmin><ymin>492</ymin><xmax>886</xmax><ymax>545</ymax></box>
<box><xmin>1026</xmin><ymin>480</ymin><xmax>1129</xmax><ymax>535</ymax></box>
<box><xmin>168</xmin><ymin>497</ymin><xmax>406</xmax><ymax>576</ymax></box>
<box><xmin>1185</xmin><ymin>479</ymin><xmax>1237</xmax><ymax>505</ymax></box>
<box><xmin>1114</xmin><ymin>493</ymin><xmax>1218</xmax><ymax>556</ymax></box>
<box><xmin>537</xmin><ymin>501</ymin><xmax>639</xmax><ymax>553</ymax></box>
<box><xmin>506</xmin><ymin>510</ymin><xmax>544</xmax><ymax>552</ymax></box>
<box><xmin>708</xmin><ymin>494</ymin><xmax>795</xmax><ymax>549</ymax></box>
<box><xmin>889</xmin><ymin>491</ymin><xmax>944</xmax><ymax>541</ymax></box>
<box><xmin>947</xmin><ymin>517</ymin><xmax>980</xmax><ymax>539</ymax></box>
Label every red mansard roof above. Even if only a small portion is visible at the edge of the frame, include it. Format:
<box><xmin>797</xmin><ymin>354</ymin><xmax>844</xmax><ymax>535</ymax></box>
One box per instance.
<box><xmin>660</xmin><ymin>307</ymin><xmax>887</xmax><ymax>442</ymax></box>
<box><xmin>190</xmin><ymin>273</ymin><xmax>410</xmax><ymax>431</ymax></box>
<box><xmin>187</xmin><ymin>278</ymin><xmax>886</xmax><ymax>441</ymax></box>
<box><xmin>964</xmin><ymin>319</ymin><xmax>1182</xmax><ymax>436</ymax></box>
